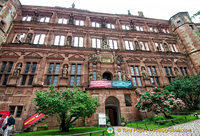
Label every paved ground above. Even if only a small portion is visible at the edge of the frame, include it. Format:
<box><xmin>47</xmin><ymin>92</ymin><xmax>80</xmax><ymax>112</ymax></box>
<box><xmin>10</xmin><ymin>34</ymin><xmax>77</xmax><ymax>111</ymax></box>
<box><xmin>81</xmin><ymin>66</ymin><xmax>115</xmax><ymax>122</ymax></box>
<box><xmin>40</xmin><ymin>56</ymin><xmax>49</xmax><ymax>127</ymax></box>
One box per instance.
<box><xmin>114</xmin><ymin>119</ymin><xmax>200</xmax><ymax>136</ymax></box>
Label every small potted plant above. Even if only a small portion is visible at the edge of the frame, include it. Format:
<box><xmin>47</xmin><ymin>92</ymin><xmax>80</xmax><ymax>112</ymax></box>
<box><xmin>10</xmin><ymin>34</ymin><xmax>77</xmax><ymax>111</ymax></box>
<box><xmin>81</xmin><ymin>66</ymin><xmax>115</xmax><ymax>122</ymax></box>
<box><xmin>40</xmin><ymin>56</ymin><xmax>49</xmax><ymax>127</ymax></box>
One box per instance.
<box><xmin>106</xmin><ymin>115</ymin><xmax>111</xmax><ymax>127</ymax></box>
<box><xmin>121</xmin><ymin>116</ymin><xmax>126</xmax><ymax>126</ymax></box>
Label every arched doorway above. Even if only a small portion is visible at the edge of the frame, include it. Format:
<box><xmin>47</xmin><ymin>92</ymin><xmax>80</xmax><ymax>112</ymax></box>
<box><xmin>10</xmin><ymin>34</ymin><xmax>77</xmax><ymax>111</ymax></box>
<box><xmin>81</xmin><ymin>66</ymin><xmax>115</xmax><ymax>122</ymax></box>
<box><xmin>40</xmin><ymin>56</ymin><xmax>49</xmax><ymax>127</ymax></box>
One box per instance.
<box><xmin>105</xmin><ymin>96</ymin><xmax>121</xmax><ymax>126</ymax></box>
<box><xmin>103</xmin><ymin>72</ymin><xmax>112</xmax><ymax>80</ymax></box>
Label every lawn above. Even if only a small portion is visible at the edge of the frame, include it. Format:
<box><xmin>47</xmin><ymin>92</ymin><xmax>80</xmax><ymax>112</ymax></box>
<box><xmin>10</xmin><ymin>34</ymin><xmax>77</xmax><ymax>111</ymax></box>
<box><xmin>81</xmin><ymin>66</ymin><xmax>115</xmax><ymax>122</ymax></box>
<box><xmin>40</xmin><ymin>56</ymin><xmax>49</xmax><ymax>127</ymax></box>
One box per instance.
<box><xmin>126</xmin><ymin>114</ymin><xmax>198</xmax><ymax>129</ymax></box>
<box><xmin>16</xmin><ymin>127</ymin><xmax>111</xmax><ymax>136</ymax></box>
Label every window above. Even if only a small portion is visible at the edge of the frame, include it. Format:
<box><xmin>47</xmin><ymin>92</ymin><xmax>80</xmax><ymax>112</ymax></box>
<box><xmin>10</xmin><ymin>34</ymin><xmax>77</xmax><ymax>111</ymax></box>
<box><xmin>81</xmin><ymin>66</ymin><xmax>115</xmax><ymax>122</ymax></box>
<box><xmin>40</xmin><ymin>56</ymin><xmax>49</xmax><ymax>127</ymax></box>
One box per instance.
<box><xmin>107</xmin><ymin>23</ymin><xmax>115</xmax><ymax>29</ymax></box>
<box><xmin>118</xmin><ymin>71</ymin><xmax>122</xmax><ymax>81</ymax></box>
<box><xmin>9</xmin><ymin>106</ymin><xmax>23</xmax><ymax>118</ymax></box>
<box><xmin>177</xmin><ymin>20</ymin><xmax>182</xmax><ymax>26</ymax></box>
<box><xmin>0</xmin><ymin>20</ymin><xmax>5</xmax><ymax>29</ymax></box>
<box><xmin>130</xmin><ymin>66</ymin><xmax>142</xmax><ymax>86</ymax></box>
<box><xmin>108</xmin><ymin>40</ymin><xmax>118</xmax><ymax>49</ymax></box>
<box><xmin>169</xmin><ymin>44</ymin><xmax>178</xmax><ymax>52</ymax></box>
<box><xmin>164</xmin><ymin>66</ymin><xmax>174</xmax><ymax>83</ymax></box>
<box><xmin>75</xmin><ymin>20</ymin><xmax>84</xmax><ymax>26</ymax></box>
<box><xmin>122</xmin><ymin>25</ymin><xmax>130</xmax><ymax>30</ymax></box>
<box><xmin>189</xmin><ymin>25</ymin><xmax>194</xmax><ymax>30</ymax></box>
<box><xmin>21</xmin><ymin>62</ymin><xmax>37</xmax><ymax>85</ymax></box>
<box><xmin>93</xmin><ymin>64</ymin><xmax>96</xmax><ymax>68</ymax></box>
<box><xmin>70</xmin><ymin>64</ymin><xmax>82</xmax><ymax>86</ymax></box>
<box><xmin>124</xmin><ymin>94</ymin><xmax>132</xmax><ymax>106</ymax></box>
<box><xmin>46</xmin><ymin>63</ymin><xmax>60</xmax><ymax>86</ymax></box>
<box><xmin>40</xmin><ymin>17</ymin><xmax>50</xmax><ymax>23</ymax></box>
<box><xmin>33</xmin><ymin>34</ymin><xmax>46</xmax><ymax>44</ymax></box>
<box><xmin>154</xmin><ymin>42</ymin><xmax>164</xmax><ymax>52</ymax></box>
<box><xmin>92</xmin><ymin>38</ymin><xmax>101</xmax><ymax>48</ymax></box>
<box><xmin>180</xmin><ymin>67</ymin><xmax>188</xmax><ymax>76</ymax></box>
<box><xmin>58</xmin><ymin>18</ymin><xmax>67</xmax><ymax>24</ymax></box>
<box><xmin>73</xmin><ymin>37</ymin><xmax>84</xmax><ymax>47</ymax></box>
<box><xmin>22</xmin><ymin>16</ymin><xmax>32</xmax><ymax>21</ymax></box>
<box><xmin>140</xmin><ymin>42</ymin><xmax>149</xmax><ymax>51</ymax></box>
<box><xmin>136</xmin><ymin>26</ymin><xmax>144</xmax><ymax>31</ymax></box>
<box><xmin>0</xmin><ymin>61</ymin><xmax>14</xmax><ymax>85</ymax></box>
<box><xmin>54</xmin><ymin>35</ymin><xmax>65</xmax><ymax>46</ymax></box>
<box><xmin>13</xmin><ymin>33</ymin><xmax>25</xmax><ymax>43</ymax></box>
<box><xmin>147</xmin><ymin>66</ymin><xmax>160</xmax><ymax>86</ymax></box>
<box><xmin>93</xmin><ymin>71</ymin><xmax>96</xmax><ymax>80</ymax></box>
<box><xmin>91</xmin><ymin>22</ymin><xmax>100</xmax><ymax>28</ymax></box>
<box><xmin>124</xmin><ymin>41</ymin><xmax>134</xmax><ymax>50</ymax></box>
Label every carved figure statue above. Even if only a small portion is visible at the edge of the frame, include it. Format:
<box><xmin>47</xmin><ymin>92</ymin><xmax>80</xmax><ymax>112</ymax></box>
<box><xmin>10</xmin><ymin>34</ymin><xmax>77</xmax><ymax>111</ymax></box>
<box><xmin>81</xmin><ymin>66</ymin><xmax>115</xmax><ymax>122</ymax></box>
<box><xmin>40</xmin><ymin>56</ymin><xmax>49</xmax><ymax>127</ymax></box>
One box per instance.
<box><xmin>101</xmin><ymin>19</ymin><xmax>106</xmax><ymax>28</ymax></box>
<box><xmin>128</xmin><ymin>10</ymin><xmax>131</xmax><ymax>16</ymax></box>
<box><xmin>26</xmin><ymin>33</ymin><xmax>33</xmax><ymax>43</ymax></box>
<box><xmin>67</xmin><ymin>36</ymin><xmax>72</xmax><ymax>46</ymax></box>
<box><xmin>114</xmin><ymin>71</ymin><xmax>119</xmax><ymax>80</ymax></box>
<box><xmin>89</xmin><ymin>70</ymin><xmax>93</xmax><ymax>81</ymax></box>
<box><xmin>101</xmin><ymin>37</ymin><xmax>110</xmax><ymax>49</ymax></box>
<box><xmin>141</xmin><ymin>67</ymin><xmax>149</xmax><ymax>79</ymax></box>
<box><xmin>72</xmin><ymin>2</ymin><xmax>75</xmax><ymax>8</ymax></box>
<box><xmin>97</xmin><ymin>71</ymin><xmax>101</xmax><ymax>80</ymax></box>
<box><xmin>130</xmin><ymin>21</ymin><xmax>134</xmax><ymax>30</ymax></box>
<box><xmin>62</xmin><ymin>65</ymin><xmax>68</xmax><ymax>78</ymax></box>
<box><xmin>163</xmin><ymin>43</ymin><xmax>169</xmax><ymax>52</ymax></box>
<box><xmin>122</xmin><ymin>71</ymin><xmax>127</xmax><ymax>81</ymax></box>
<box><xmin>14</xmin><ymin>63</ymin><xmax>22</xmax><ymax>77</ymax></box>
<box><xmin>135</xmin><ymin>41</ymin><xmax>140</xmax><ymax>50</ymax></box>
<box><xmin>33</xmin><ymin>11</ymin><xmax>39</xmax><ymax>22</ymax></box>
<box><xmin>90</xmin><ymin>54</ymin><xmax>100</xmax><ymax>62</ymax></box>
<box><xmin>69</xmin><ymin>15</ymin><xmax>74</xmax><ymax>25</ymax></box>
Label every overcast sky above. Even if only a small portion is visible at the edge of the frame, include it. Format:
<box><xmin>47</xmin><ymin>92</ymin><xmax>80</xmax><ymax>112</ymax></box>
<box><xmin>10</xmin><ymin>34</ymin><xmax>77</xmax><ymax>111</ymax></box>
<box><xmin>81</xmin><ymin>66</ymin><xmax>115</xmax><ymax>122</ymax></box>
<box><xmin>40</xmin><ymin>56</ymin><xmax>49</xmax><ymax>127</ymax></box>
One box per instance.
<box><xmin>20</xmin><ymin>0</ymin><xmax>200</xmax><ymax>22</ymax></box>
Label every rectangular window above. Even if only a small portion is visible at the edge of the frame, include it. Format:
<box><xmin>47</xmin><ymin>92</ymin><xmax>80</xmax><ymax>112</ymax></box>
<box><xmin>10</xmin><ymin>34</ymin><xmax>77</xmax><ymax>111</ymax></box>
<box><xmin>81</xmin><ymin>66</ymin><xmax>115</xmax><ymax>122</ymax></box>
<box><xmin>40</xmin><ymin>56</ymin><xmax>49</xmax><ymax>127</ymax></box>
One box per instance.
<box><xmin>124</xmin><ymin>94</ymin><xmax>132</xmax><ymax>106</ymax></box>
<box><xmin>70</xmin><ymin>64</ymin><xmax>82</xmax><ymax>86</ymax></box>
<box><xmin>13</xmin><ymin>33</ymin><xmax>25</xmax><ymax>43</ymax></box>
<box><xmin>22</xmin><ymin>16</ymin><xmax>32</xmax><ymax>21</ymax></box>
<box><xmin>54</xmin><ymin>35</ymin><xmax>65</xmax><ymax>46</ymax></box>
<box><xmin>124</xmin><ymin>41</ymin><xmax>134</xmax><ymax>50</ymax></box>
<box><xmin>7</xmin><ymin>62</ymin><xmax>13</xmax><ymax>73</ymax></box>
<box><xmin>164</xmin><ymin>66</ymin><xmax>174</xmax><ymax>83</ymax></box>
<box><xmin>122</xmin><ymin>25</ymin><xmax>130</xmax><ymax>30</ymax></box>
<box><xmin>140</xmin><ymin>42</ymin><xmax>149</xmax><ymax>51</ymax></box>
<box><xmin>73</xmin><ymin>37</ymin><xmax>84</xmax><ymax>47</ymax></box>
<box><xmin>118</xmin><ymin>71</ymin><xmax>122</xmax><ymax>81</ymax></box>
<box><xmin>93</xmin><ymin>71</ymin><xmax>96</xmax><ymax>80</ymax></box>
<box><xmin>180</xmin><ymin>67</ymin><xmax>188</xmax><ymax>76</ymax></box>
<box><xmin>21</xmin><ymin>62</ymin><xmax>37</xmax><ymax>85</ymax></box>
<box><xmin>16</xmin><ymin>106</ymin><xmax>23</xmax><ymax>118</ymax></box>
<box><xmin>109</xmin><ymin>40</ymin><xmax>118</xmax><ymax>49</ymax></box>
<box><xmin>40</xmin><ymin>17</ymin><xmax>50</xmax><ymax>23</ymax></box>
<box><xmin>75</xmin><ymin>20</ymin><xmax>84</xmax><ymax>26</ymax></box>
<box><xmin>92</xmin><ymin>38</ymin><xmax>101</xmax><ymax>48</ymax></box>
<box><xmin>148</xmin><ymin>66</ymin><xmax>160</xmax><ymax>86</ymax></box>
<box><xmin>9</xmin><ymin>106</ymin><xmax>15</xmax><ymax>115</ymax></box>
<box><xmin>0</xmin><ymin>61</ymin><xmax>14</xmax><ymax>85</ymax></box>
<box><xmin>0</xmin><ymin>61</ymin><xmax>7</xmax><ymax>73</ymax></box>
<box><xmin>46</xmin><ymin>63</ymin><xmax>60</xmax><ymax>85</ymax></box>
<box><xmin>92</xmin><ymin>22</ymin><xmax>100</xmax><ymax>28</ymax></box>
<box><xmin>130</xmin><ymin>66</ymin><xmax>142</xmax><ymax>86</ymax></box>
<box><xmin>33</xmin><ymin>34</ymin><xmax>46</xmax><ymax>44</ymax></box>
<box><xmin>136</xmin><ymin>26</ymin><xmax>144</xmax><ymax>31</ymax></box>
<box><xmin>107</xmin><ymin>23</ymin><xmax>115</xmax><ymax>29</ymax></box>
<box><xmin>58</xmin><ymin>18</ymin><xmax>67</xmax><ymax>24</ymax></box>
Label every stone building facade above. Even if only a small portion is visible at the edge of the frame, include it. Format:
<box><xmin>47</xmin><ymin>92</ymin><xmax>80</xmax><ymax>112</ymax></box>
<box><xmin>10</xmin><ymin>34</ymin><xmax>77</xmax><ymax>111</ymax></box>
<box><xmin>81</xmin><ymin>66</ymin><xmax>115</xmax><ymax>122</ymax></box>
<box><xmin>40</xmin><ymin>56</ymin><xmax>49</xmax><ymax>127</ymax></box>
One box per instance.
<box><xmin>0</xmin><ymin>1</ymin><xmax>200</xmax><ymax>131</ymax></box>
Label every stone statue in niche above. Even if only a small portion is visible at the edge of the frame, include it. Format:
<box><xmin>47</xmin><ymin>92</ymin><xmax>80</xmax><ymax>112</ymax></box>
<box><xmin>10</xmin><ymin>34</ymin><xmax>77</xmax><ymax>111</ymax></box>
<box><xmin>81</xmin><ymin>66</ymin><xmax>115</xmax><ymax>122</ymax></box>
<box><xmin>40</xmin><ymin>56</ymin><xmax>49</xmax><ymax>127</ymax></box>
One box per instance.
<box><xmin>163</xmin><ymin>43</ymin><xmax>169</xmax><ymax>52</ymax></box>
<box><xmin>62</xmin><ymin>64</ymin><xmax>68</xmax><ymax>78</ymax></box>
<box><xmin>13</xmin><ymin>63</ymin><xmax>22</xmax><ymax>77</ymax></box>
<box><xmin>89</xmin><ymin>70</ymin><xmax>93</xmax><ymax>81</ymax></box>
<box><xmin>33</xmin><ymin>11</ymin><xmax>39</xmax><ymax>22</ymax></box>
<box><xmin>69</xmin><ymin>14</ymin><xmax>74</xmax><ymax>25</ymax></box>
<box><xmin>66</xmin><ymin>36</ymin><xmax>72</xmax><ymax>46</ymax></box>
<box><xmin>114</xmin><ymin>71</ymin><xmax>119</xmax><ymax>80</ymax></box>
<box><xmin>101</xmin><ymin>19</ymin><xmax>106</xmax><ymax>28</ymax></box>
<box><xmin>174</xmin><ymin>67</ymin><xmax>180</xmax><ymax>76</ymax></box>
<box><xmin>122</xmin><ymin>71</ymin><xmax>127</xmax><ymax>81</ymax></box>
<box><xmin>101</xmin><ymin>37</ymin><xmax>110</xmax><ymax>49</ymax></box>
<box><xmin>135</xmin><ymin>41</ymin><xmax>140</xmax><ymax>50</ymax></box>
<box><xmin>26</xmin><ymin>33</ymin><xmax>33</xmax><ymax>43</ymax></box>
<box><xmin>90</xmin><ymin>54</ymin><xmax>100</xmax><ymax>62</ymax></box>
<box><xmin>141</xmin><ymin>66</ymin><xmax>149</xmax><ymax>80</ymax></box>
<box><xmin>128</xmin><ymin>10</ymin><xmax>131</xmax><ymax>16</ymax></box>
<box><xmin>72</xmin><ymin>2</ymin><xmax>75</xmax><ymax>8</ymax></box>
<box><xmin>130</xmin><ymin>21</ymin><xmax>134</xmax><ymax>30</ymax></box>
<box><xmin>97</xmin><ymin>71</ymin><xmax>101</xmax><ymax>80</ymax></box>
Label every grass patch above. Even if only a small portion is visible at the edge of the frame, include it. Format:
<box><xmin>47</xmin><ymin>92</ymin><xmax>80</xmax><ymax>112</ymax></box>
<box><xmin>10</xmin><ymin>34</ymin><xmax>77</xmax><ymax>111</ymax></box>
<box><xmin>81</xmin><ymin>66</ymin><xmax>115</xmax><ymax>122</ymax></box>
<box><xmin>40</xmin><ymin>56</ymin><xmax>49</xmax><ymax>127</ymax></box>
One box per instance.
<box><xmin>126</xmin><ymin>114</ymin><xmax>198</xmax><ymax>129</ymax></box>
<box><xmin>16</xmin><ymin>127</ymin><xmax>111</xmax><ymax>136</ymax></box>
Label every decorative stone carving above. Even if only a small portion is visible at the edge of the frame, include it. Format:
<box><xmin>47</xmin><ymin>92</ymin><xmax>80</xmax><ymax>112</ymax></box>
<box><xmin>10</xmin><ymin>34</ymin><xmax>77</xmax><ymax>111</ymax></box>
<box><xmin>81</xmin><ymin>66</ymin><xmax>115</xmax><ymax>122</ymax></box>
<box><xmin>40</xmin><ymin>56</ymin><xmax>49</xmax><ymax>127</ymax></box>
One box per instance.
<box><xmin>122</xmin><ymin>71</ymin><xmax>127</xmax><ymax>81</ymax></box>
<box><xmin>90</xmin><ymin>54</ymin><xmax>100</xmax><ymax>62</ymax></box>
<box><xmin>89</xmin><ymin>70</ymin><xmax>93</xmax><ymax>81</ymax></box>
<box><xmin>114</xmin><ymin>71</ymin><xmax>119</xmax><ymax>80</ymax></box>
<box><xmin>33</xmin><ymin>11</ymin><xmax>39</xmax><ymax>22</ymax></box>
<box><xmin>101</xmin><ymin>37</ymin><xmax>110</xmax><ymax>49</ymax></box>
<box><xmin>62</xmin><ymin>64</ymin><xmax>68</xmax><ymax>78</ymax></box>
<box><xmin>66</xmin><ymin>36</ymin><xmax>72</xmax><ymax>46</ymax></box>
<box><xmin>26</xmin><ymin>33</ymin><xmax>33</xmax><ymax>43</ymax></box>
<box><xmin>141</xmin><ymin>66</ymin><xmax>149</xmax><ymax>80</ymax></box>
<box><xmin>69</xmin><ymin>14</ymin><xmax>74</xmax><ymax>25</ymax></box>
<box><xmin>13</xmin><ymin>63</ymin><xmax>22</xmax><ymax>77</ymax></box>
<box><xmin>97</xmin><ymin>71</ymin><xmax>101</xmax><ymax>80</ymax></box>
<box><xmin>135</xmin><ymin>41</ymin><xmax>140</xmax><ymax>50</ymax></box>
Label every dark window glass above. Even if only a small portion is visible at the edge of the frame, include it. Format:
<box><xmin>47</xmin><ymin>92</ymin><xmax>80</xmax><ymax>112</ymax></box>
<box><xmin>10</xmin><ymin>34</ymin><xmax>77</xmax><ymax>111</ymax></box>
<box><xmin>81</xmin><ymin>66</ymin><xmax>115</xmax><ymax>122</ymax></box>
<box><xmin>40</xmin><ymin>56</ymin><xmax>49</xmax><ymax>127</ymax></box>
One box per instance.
<box><xmin>184</xmin><ymin>67</ymin><xmax>188</xmax><ymax>75</ymax></box>
<box><xmin>177</xmin><ymin>20</ymin><xmax>182</xmax><ymax>26</ymax></box>
<box><xmin>48</xmin><ymin>63</ymin><xmax>54</xmax><ymax>74</ymax></box>
<box><xmin>21</xmin><ymin>75</ymin><xmax>27</xmax><ymax>85</ymax></box>
<box><xmin>164</xmin><ymin>67</ymin><xmax>169</xmax><ymax>76</ymax></box>
<box><xmin>189</xmin><ymin>25</ymin><xmax>194</xmax><ymax>30</ymax></box>
<box><xmin>2</xmin><ymin>75</ymin><xmax>8</xmax><ymax>85</ymax></box>
<box><xmin>9</xmin><ymin>106</ymin><xmax>15</xmax><ymax>115</ymax></box>
<box><xmin>180</xmin><ymin>67</ymin><xmax>184</xmax><ymax>76</ymax></box>
<box><xmin>169</xmin><ymin>67</ymin><xmax>173</xmax><ymax>76</ymax></box>
<box><xmin>0</xmin><ymin>62</ymin><xmax>7</xmax><ymax>73</ymax></box>
<box><xmin>16</xmin><ymin>106</ymin><xmax>23</xmax><ymax>118</ymax></box>
<box><xmin>124</xmin><ymin>94</ymin><xmax>132</xmax><ymax>106</ymax></box>
<box><xmin>28</xmin><ymin>75</ymin><xmax>34</xmax><ymax>85</ymax></box>
<box><xmin>155</xmin><ymin>77</ymin><xmax>160</xmax><ymax>86</ymax></box>
<box><xmin>152</xmin><ymin>66</ymin><xmax>157</xmax><ymax>76</ymax></box>
<box><xmin>31</xmin><ymin>63</ymin><xmax>37</xmax><ymax>73</ymax></box>
<box><xmin>25</xmin><ymin>62</ymin><xmax>31</xmax><ymax>73</ymax></box>
<box><xmin>47</xmin><ymin>76</ymin><xmax>52</xmax><ymax>85</ymax></box>
<box><xmin>93</xmin><ymin>71</ymin><xmax>96</xmax><ymax>80</ymax></box>
<box><xmin>7</xmin><ymin>62</ymin><xmax>13</xmax><ymax>73</ymax></box>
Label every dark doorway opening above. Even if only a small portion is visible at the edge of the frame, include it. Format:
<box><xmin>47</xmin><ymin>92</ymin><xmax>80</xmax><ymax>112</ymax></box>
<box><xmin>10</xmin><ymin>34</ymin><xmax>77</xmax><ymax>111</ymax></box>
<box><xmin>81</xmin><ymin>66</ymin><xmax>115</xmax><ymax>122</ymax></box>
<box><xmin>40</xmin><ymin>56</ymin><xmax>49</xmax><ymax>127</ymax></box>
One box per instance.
<box><xmin>103</xmin><ymin>72</ymin><xmax>112</xmax><ymax>80</ymax></box>
<box><xmin>106</xmin><ymin>106</ymin><xmax>118</xmax><ymax>126</ymax></box>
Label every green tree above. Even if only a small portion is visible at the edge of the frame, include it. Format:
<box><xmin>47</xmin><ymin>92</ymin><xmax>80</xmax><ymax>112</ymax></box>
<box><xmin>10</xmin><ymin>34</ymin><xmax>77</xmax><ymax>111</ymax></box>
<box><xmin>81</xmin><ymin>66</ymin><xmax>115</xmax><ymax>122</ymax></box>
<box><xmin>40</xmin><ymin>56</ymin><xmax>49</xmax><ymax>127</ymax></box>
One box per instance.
<box><xmin>165</xmin><ymin>74</ymin><xmax>200</xmax><ymax>110</ymax></box>
<box><xmin>136</xmin><ymin>88</ymin><xmax>185</xmax><ymax>118</ymax></box>
<box><xmin>34</xmin><ymin>85</ymin><xmax>100</xmax><ymax>132</ymax></box>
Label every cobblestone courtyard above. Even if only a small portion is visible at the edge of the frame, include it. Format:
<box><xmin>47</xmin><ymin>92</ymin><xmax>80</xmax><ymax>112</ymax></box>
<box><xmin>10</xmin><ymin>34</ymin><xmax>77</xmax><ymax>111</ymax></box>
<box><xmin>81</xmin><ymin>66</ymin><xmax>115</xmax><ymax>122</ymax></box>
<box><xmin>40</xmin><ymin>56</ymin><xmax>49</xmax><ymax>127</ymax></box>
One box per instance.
<box><xmin>114</xmin><ymin>119</ymin><xmax>200</xmax><ymax>136</ymax></box>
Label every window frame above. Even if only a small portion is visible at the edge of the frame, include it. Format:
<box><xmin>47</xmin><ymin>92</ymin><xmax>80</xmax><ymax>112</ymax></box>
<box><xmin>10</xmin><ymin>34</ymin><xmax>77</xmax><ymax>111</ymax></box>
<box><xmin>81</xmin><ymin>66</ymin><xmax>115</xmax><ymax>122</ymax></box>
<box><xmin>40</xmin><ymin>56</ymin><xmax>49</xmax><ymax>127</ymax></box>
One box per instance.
<box><xmin>73</xmin><ymin>36</ymin><xmax>84</xmax><ymax>48</ymax></box>
<box><xmin>69</xmin><ymin>64</ymin><xmax>82</xmax><ymax>86</ymax></box>
<box><xmin>130</xmin><ymin>65</ymin><xmax>142</xmax><ymax>87</ymax></box>
<box><xmin>46</xmin><ymin>63</ymin><xmax>60</xmax><ymax>86</ymax></box>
